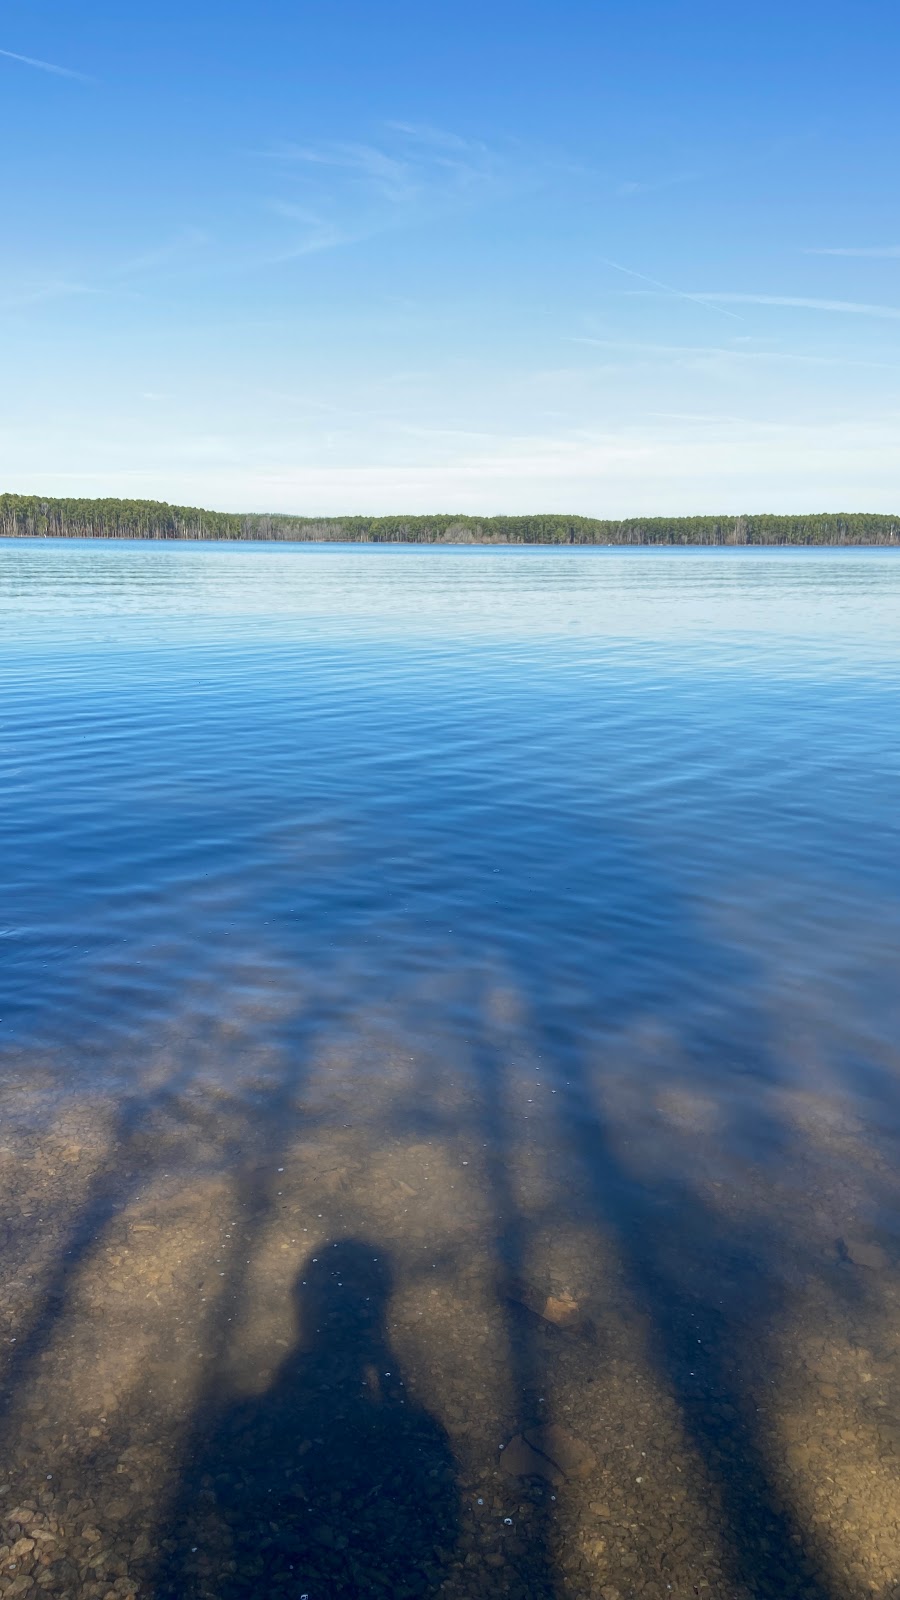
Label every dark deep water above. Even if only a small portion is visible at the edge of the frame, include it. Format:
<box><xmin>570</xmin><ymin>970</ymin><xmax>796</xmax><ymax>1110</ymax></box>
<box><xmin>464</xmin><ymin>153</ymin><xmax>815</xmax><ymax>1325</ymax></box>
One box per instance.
<box><xmin>1</xmin><ymin>540</ymin><xmax>900</xmax><ymax>1600</ymax></box>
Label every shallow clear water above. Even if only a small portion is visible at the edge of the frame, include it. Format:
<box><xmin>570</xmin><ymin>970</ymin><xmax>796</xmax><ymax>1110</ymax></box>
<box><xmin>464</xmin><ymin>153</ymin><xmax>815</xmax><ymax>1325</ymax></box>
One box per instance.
<box><xmin>2</xmin><ymin>541</ymin><xmax>900</xmax><ymax>1600</ymax></box>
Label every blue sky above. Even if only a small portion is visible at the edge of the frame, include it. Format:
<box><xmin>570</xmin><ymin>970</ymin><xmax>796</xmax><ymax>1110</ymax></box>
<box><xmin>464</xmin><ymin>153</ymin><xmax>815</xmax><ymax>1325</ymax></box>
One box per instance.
<box><xmin>2</xmin><ymin>0</ymin><xmax>899</xmax><ymax>515</ymax></box>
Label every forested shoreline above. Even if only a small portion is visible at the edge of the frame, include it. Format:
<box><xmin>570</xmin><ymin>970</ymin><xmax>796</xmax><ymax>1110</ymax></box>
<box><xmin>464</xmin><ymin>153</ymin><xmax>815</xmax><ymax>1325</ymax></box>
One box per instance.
<box><xmin>2</xmin><ymin>495</ymin><xmax>899</xmax><ymax>545</ymax></box>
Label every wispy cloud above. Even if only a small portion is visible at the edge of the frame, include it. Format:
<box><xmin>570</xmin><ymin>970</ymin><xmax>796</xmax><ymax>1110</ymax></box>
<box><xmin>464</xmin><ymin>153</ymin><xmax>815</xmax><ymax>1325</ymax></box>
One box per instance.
<box><xmin>0</xmin><ymin>230</ymin><xmax>208</xmax><ymax>313</ymax></box>
<box><xmin>263</xmin><ymin>204</ymin><xmax>350</xmax><ymax>259</ymax></box>
<box><xmin>613</xmin><ymin>170</ymin><xmax>701</xmax><ymax>198</ymax></box>
<box><xmin>0</xmin><ymin>278</ymin><xmax>96</xmax><ymax>311</ymax></box>
<box><xmin>0</xmin><ymin>46</ymin><xmax>91</xmax><ymax>82</ymax></box>
<box><xmin>385</xmin><ymin>121</ymin><xmax>475</xmax><ymax>152</ymax></box>
<box><xmin>569</xmin><ymin>336</ymin><xmax>900</xmax><ymax>371</ymax></box>
<box><xmin>697</xmin><ymin>292</ymin><xmax>900</xmax><ymax>319</ymax></box>
<box><xmin>599</xmin><ymin>258</ymin><xmax>744</xmax><ymax>322</ymax></box>
<box><xmin>262</xmin><ymin>123</ymin><xmax>510</xmax><ymax>260</ymax></box>
<box><xmin>267</xmin><ymin>140</ymin><xmax>418</xmax><ymax>204</ymax></box>
<box><xmin>572</xmin><ymin>336</ymin><xmax>763</xmax><ymax>357</ymax></box>
<box><xmin>116</xmin><ymin>228</ymin><xmax>208</xmax><ymax>277</ymax></box>
<box><xmin>805</xmin><ymin>245</ymin><xmax>900</xmax><ymax>258</ymax></box>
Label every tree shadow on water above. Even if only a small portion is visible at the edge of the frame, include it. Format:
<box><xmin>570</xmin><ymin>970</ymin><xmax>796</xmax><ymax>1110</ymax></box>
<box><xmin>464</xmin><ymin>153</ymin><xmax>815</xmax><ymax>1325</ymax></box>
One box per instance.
<box><xmin>154</xmin><ymin>1239</ymin><xmax>459</xmax><ymax>1600</ymax></box>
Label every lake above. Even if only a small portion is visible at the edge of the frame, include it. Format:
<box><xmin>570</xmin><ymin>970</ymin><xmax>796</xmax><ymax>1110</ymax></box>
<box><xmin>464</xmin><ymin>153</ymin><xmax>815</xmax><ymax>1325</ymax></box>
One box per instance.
<box><xmin>2</xmin><ymin>540</ymin><xmax>900</xmax><ymax>1600</ymax></box>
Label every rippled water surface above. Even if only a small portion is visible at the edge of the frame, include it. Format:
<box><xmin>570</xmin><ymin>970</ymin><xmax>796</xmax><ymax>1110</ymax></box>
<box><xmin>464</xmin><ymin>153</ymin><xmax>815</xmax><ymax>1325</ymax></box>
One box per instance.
<box><xmin>2</xmin><ymin>541</ymin><xmax>900</xmax><ymax>1600</ymax></box>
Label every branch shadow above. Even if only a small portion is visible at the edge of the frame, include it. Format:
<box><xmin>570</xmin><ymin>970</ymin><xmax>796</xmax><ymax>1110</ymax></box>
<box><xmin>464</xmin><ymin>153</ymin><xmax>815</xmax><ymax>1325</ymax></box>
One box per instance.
<box><xmin>483</xmin><ymin>850</ymin><xmax>859</xmax><ymax>1600</ymax></box>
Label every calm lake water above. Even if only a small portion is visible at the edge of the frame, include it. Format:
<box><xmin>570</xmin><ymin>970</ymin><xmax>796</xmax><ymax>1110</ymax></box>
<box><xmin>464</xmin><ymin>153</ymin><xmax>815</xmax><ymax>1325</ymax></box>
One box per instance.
<box><xmin>2</xmin><ymin>540</ymin><xmax>900</xmax><ymax>1600</ymax></box>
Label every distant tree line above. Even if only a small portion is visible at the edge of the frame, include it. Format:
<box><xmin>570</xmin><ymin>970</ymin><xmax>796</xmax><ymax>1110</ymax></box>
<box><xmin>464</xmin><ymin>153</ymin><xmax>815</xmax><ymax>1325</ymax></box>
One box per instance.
<box><xmin>0</xmin><ymin>496</ymin><xmax>243</xmax><ymax>541</ymax></box>
<box><xmin>2</xmin><ymin>496</ymin><xmax>899</xmax><ymax>546</ymax></box>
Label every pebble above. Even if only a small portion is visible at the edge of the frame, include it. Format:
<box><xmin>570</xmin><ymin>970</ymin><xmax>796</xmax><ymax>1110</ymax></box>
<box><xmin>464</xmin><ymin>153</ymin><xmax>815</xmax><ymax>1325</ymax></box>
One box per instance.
<box><xmin>500</xmin><ymin>1425</ymin><xmax>597</xmax><ymax>1484</ymax></box>
<box><xmin>843</xmin><ymin>1237</ymin><xmax>890</xmax><ymax>1271</ymax></box>
<box><xmin>542</xmin><ymin>1294</ymin><xmax>581</xmax><ymax>1328</ymax></box>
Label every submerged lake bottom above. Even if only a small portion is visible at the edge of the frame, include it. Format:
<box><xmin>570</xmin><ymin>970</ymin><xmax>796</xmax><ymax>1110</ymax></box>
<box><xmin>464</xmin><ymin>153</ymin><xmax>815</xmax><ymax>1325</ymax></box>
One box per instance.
<box><xmin>2</xmin><ymin>541</ymin><xmax>900</xmax><ymax>1600</ymax></box>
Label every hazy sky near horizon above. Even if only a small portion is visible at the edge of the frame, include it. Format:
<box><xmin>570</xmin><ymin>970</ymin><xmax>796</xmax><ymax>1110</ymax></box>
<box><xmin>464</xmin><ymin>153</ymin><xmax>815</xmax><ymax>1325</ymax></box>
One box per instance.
<box><xmin>3</xmin><ymin>0</ymin><xmax>900</xmax><ymax>516</ymax></box>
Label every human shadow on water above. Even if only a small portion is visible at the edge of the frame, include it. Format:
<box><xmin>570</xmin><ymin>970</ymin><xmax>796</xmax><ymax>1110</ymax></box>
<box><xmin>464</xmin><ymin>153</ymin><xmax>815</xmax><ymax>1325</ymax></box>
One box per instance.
<box><xmin>154</xmin><ymin>1239</ymin><xmax>459</xmax><ymax>1600</ymax></box>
